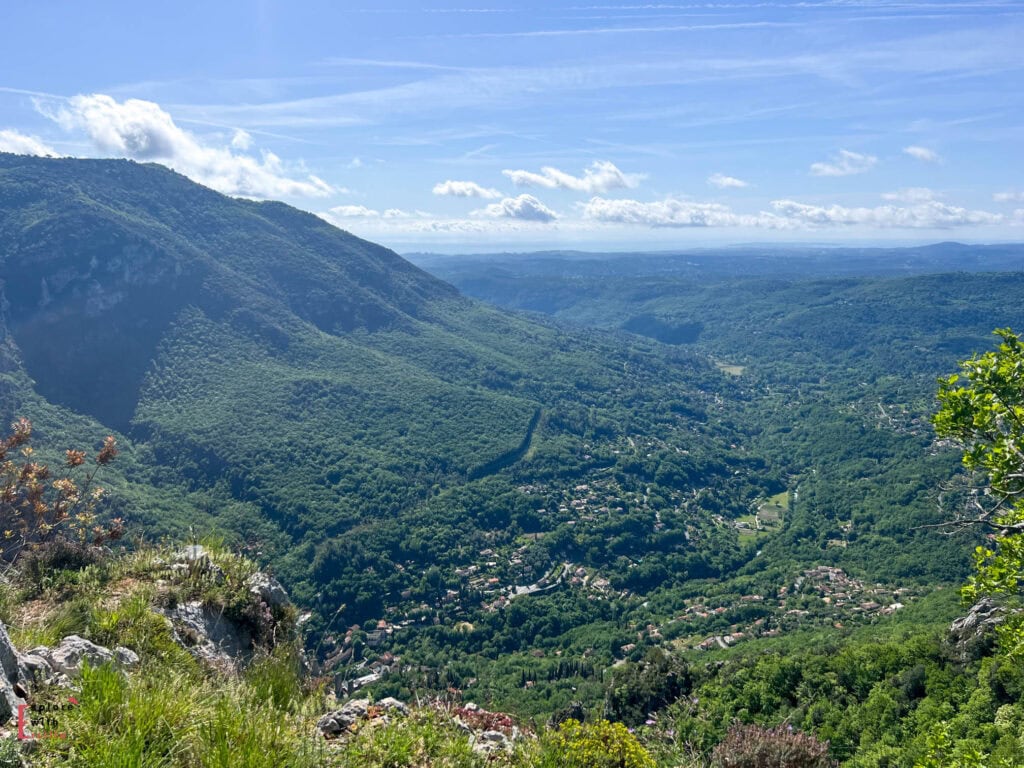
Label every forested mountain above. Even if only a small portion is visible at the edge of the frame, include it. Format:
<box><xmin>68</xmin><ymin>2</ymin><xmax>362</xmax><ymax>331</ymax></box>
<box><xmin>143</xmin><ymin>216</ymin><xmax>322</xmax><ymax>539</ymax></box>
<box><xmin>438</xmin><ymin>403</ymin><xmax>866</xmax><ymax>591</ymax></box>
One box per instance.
<box><xmin>7</xmin><ymin>155</ymin><xmax>1024</xmax><ymax>764</ymax></box>
<box><xmin>0</xmin><ymin>153</ymin><xmax>767</xmax><ymax>633</ymax></box>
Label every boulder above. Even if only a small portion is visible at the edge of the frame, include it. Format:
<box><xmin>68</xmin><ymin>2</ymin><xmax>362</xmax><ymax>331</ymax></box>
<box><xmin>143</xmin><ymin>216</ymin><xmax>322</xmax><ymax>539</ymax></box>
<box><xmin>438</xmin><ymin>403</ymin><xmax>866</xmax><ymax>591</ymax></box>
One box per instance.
<box><xmin>317</xmin><ymin>698</ymin><xmax>371</xmax><ymax>739</ymax></box>
<box><xmin>48</xmin><ymin>635</ymin><xmax>115</xmax><ymax>676</ymax></box>
<box><xmin>247</xmin><ymin>572</ymin><xmax>289</xmax><ymax>610</ymax></box>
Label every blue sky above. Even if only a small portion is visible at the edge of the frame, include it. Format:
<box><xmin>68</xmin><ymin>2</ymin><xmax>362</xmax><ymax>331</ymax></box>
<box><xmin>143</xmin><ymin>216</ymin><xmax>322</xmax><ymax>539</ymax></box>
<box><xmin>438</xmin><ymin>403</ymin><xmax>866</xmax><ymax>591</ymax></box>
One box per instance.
<box><xmin>1</xmin><ymin>0</ymin><xmax>1022</xmax><ymax>252</ymax></box>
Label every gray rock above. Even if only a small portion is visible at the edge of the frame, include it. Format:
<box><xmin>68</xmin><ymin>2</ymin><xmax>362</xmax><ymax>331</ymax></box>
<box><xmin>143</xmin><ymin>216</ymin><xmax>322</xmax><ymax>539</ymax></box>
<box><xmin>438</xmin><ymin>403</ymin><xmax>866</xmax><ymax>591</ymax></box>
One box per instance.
<box><xmin>49</xmin><ymin>635</ymin><xmax>115</xmax><ymax>676</ymax></box>
<box><xmin>164</xmin><ymin>601</ymin><xmax>253</xmax><ymax>672</ymax></box>
<box><xmin>317</xmin><ymin>698</ymin><xmax>372</xmax><ymax>738</ymax></box>
<box><xmin>247</xmin><ymin>573</ymin><xmax>289</xmax><ymax>609</ymax></box>
<box><xmin>472</xmin><ymin>730</ymin><xmax>511</xmax><ymax>755</ymax></box>
<box><xmin>17</xmin><ymin>653</ymin><xmax>52</xmax><ymax>684</ymax></box>
<box><xmin>114</xmin><ymin>647</ymin><xmax>140</xmax><ymax>668</ymax></box>
<box><xmin>950</xmin><ymin>597</ymin><xmax>1005</xmax><ymax>661</ymax></box>
<box><xmin>0</xmin><ymin>621</ymin><xmax>26</xmax><ymax>723</ymax></box>
<box><xmin>377</xmin><ymin>697</ymin><xmax>409</xmax><ymax>715</ymax></box>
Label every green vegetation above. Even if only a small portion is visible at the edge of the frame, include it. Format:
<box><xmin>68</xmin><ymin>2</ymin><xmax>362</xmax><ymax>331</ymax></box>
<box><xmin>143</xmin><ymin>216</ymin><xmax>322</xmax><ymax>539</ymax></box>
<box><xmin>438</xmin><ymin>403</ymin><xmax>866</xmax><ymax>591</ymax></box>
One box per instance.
<box><xmin>7</xmin><ymin>156</ymin><xmax>1024</xmax><ymax>763</ymax></box>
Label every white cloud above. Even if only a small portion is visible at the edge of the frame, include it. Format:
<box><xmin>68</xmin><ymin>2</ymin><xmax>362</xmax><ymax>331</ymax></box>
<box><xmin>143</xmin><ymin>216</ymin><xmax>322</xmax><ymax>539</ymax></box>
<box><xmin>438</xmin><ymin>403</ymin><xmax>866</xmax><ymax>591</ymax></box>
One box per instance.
<box><xmin>580</xmin><ymin>194</ymin><xmax>1003</xmax><ymax>231</ymax></box>
<box><xmin>474</xmin><ymin>194</ymin><xmax>558</xmax><ymax>222</ymax></box>
<box><xmin>581</xmin><ymin>196</ymin><xmax>774</xmax><ymax>228</ymax></box>
<box><xmin>230</xmin><ymin>129</ymin><xmax>252</xmax><ymax>151</ymax></box>
<box><xmin>903</xmin><ymin>145</ymin><xmax>940</xmax><ymax>163</ymax></box>
<box><xmin>881</xmin><ymin>187</ymin><xmax>939</xmax><ymax>203</ymax></box>
<box><xmin>432</xmin><ymin>180</ymin><xmax>502</xmax><ymax>199</ymax></box>
<box><xmin>994</xmin><ymin>190</ymin><xmax>1024</xmax><ymax>203</ymax></box>
<box><xmin>0</xmin><ymin>129</ymin><xmax>58</xmax><ymax>157</ymax></box>
<box><xmin>810</xmin><ymin>149</ymin><xmax>877</xmax><ymax>177</ymax></box>
<box><xmin>503</xmin><ymin>161</ymin><xmax>643</xmax><ymax>194</ymax></box>
<box><xmin>37</xmin><ymin>94</ymin><xmax>333</xmax><ymax>198</ymax></box>
<box><xmin>707</xmin><ymin>173</ymin><xmax>749</xmax><ymax>189</ymax></box>
<box><xmin>770</xmin><ymin>199</ymin><xmax>1002</xmax><ymax>228</ymax></box>
<box><xmin>328</xmin><ymin>205</ymin><xmax>381</xmax><ymax>218</ymax></box>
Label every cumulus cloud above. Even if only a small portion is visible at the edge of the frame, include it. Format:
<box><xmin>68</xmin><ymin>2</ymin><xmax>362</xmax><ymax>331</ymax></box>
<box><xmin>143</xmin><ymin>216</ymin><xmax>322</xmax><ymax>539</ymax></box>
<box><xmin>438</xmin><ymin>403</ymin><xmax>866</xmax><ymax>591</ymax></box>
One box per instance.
<box><xmin>903</xmin><ymin>145</ymin><xmax>940</xmax><ymax>163</ymax></box>
<box><xmin>881</xmin><ymin>187</ymin><xmax>939</xmax><ymax>203</ymax></box>
<box><xmin>503</xmin><ymin>160</ymin><xmax>643</xmax><ymax>194</ymax></box>
<box><xmin>230</xmin><ymin>129</ymin><xmax>253</xmax><ymax>151</ymax></box>
<box><xmin>0</xmin><ymin>129</ymin><xmax>58</xmax><ymax>157</ymax></box>
<box><xmin>770</xmin><ymin>199</ymin><xmax>1002</xmax><ymax>228</ymax></box>
<box><xmin>810</xmin><ymin>149</ymin><xmax>877</xmax><ymax>177</ymax></box>
<box><xmin>37</xmin><ymin>94</ymin><xmax>332</xmax><ymax>198</ymax></box>
<box><xmin>707</xmin><ymin>173</ymin><xmax>749</xmax><ymax>189</ymax></box>
<box><xmin>432</xmin><ymin>180</ymin><xmax>502</xmax><ymax>198</ymax></box>
<box><xmin>474</xmin><ymin>194</ymin><xmax>558</xmax><ymax>222</ymax></box>
<box><xmin>994</xmin><ymin>190</ymin><xmax>1024</xmax><ymax>203</ymax></box>
<box><xmin>582</xmin><ymin>196</ymin><xmax>773</xmax><ymax>228</ymax></box>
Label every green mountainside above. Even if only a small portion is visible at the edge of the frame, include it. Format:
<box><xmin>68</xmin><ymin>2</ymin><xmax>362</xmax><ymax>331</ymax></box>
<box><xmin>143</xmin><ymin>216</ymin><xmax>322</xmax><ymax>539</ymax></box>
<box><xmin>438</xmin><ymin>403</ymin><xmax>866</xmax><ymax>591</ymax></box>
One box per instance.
<box><xmin>6</xmin><ymin>155</ymin><xmax>1024</xmax><ymax>764</ymax></box>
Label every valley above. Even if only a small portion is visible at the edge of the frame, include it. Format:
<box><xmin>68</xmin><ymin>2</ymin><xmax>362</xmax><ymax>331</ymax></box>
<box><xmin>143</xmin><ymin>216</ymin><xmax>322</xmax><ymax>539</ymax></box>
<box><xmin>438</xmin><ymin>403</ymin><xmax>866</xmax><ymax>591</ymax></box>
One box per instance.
<box><xmin>2</xmin><ymin>154</ymin><xmax>1024</xmax><ymax>763</ymax></box>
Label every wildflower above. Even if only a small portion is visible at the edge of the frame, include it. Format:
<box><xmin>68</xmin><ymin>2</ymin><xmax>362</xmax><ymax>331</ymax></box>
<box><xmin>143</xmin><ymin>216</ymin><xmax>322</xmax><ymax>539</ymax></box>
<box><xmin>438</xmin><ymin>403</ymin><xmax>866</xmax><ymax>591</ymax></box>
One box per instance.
<box><xmin>65</xmin><ymin>450</ymin><xmax>86</xmax><ymax>468</ymax></box>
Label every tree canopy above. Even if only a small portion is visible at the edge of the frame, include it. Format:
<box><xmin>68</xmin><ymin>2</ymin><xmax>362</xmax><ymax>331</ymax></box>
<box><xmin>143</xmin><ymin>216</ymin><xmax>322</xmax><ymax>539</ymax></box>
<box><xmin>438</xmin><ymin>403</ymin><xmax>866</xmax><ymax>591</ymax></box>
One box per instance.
<box><xmin>935</xmin><ymin>328</ymin><xmax>1024</xmax><ymax>652</ymax></box>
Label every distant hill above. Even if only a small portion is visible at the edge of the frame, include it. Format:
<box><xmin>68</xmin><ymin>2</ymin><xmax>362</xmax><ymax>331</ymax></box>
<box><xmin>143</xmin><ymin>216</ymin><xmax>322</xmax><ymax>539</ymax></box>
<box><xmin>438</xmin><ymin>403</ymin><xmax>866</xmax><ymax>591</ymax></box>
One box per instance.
<box><xmin>408</xmin><ymin>242</ymin><xmax>1024</xmax><ymax>283</ymax></box>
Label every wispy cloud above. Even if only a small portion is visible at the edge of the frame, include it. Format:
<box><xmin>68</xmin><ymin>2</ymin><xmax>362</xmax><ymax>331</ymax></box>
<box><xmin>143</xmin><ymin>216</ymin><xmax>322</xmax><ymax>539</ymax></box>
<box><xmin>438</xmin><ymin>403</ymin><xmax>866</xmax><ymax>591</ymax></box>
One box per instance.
<box><xmin>432</xmin><ymin>179</ymin><xmax>502</xmax><ymax>198</ymax></box>
<box><xmin>36</xmin><ymin>94</ymin><xmax>333</xmax><ymax>198</ymax></box>
<box><xmin>770</xmin><ymin>198</ymin><xmax>1001</xmax><ymax>228</ymax></box>
<box><xmin>581</xmin><ymin>194</ymin><xmax>1003</xmax><ymax>230</ymax></box>
<box><xmin>474</xmin><ymin>194</ymin><xmax>558</xmax><ymax>222</ymax></box>
<box><xmin>810</xmin><ymin>149</ymin><xmax>877</xmax><ymax>177</ymax></box>
<box><xmin>503</xmin><ymin>161</ymin><xmax>643</xmax><ymax>194</ymax></box>
<box><xmin>0</xmin><ymin>128</ymin><xmax>58</xmax><ymax>157</ymax></box>
<box><xmin>993</xmin><ymin>190</ymin><xmax>1024</xmax><ymax>203</ymax></box>
<box><xmin>707</xmin><ymin>173</ymin><xmax>749</xmax><ymax>189</ymax></box>
<box><xmin>582</xmin><ymin>196</ymin><xmax>769</xmax><ymax>227</ymax></box>
<box><xmin>446</xmin><ymin>20</ymin><xmax>794</xmax><ymax>39</ymax></box>
<box><xmin>903</xmin><ymin>145</ymin><xmax>940</xmax><ymax>162</ymax></box>
<box><xmin>881</xmin><ymin>187</ymin><xmax>939</xmax><ymax>202</ymax></box>
<box><xmin>326</xmin><ymin>205</ymin><xmax>410</xmax><ymax>219</ymax></box>
<box><xmin>318</xmin><ymin>57</ymin><xmax>463</xmax><ymax>71</ymax></box>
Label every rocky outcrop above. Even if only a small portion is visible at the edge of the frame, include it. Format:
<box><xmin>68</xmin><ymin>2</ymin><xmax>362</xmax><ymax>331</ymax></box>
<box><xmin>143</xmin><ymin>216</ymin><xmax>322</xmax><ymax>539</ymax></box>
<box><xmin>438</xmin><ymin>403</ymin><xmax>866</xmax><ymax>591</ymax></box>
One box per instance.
<box><xmin>950</xmin><ymin>597</ymin><xmax>1005</xmax><ymax>661</ymax></box>
<box><xmin>0</xmin><ymin>624</ymin><xmax>140</xmax><ymax>724</ymax></box>
<box><xmin>317</xmin><ymin>697</ymin><xmax>410</xmax><ymax>739</ymax></box>
<box><xmin>158</xmin><ymin>546</ymin><xmax>296</xmax><ymax>674</ymax></box>
<box><xmin>0</xmin><ymin>621</ymin><xmax>27</xmax><ymax>723</ymax></box>
<box><xmin>165</xmin><ymin>601</ymin><xmax>254</xmax><ymax>673</ymax></box>
<box><xmin>316</xmin><ymin>697</ymin><xmax>522</xmax><ymax>756</ymax></box>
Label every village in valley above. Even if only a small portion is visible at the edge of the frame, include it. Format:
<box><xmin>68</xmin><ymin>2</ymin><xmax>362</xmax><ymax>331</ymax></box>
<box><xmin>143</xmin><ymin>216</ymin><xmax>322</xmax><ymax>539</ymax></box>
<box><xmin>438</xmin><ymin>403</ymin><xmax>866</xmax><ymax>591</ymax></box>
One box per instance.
<box><xmin>320</xmin><ymin>435</ymin><xmax>925</xmax><ymax>694</ymax></box>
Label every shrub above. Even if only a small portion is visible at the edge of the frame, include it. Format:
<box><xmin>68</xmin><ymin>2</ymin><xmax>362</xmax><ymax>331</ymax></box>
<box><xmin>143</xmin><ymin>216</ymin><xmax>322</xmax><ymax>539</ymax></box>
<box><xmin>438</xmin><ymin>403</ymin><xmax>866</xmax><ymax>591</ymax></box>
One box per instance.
<box><xmin>0</xmin><ymin>418</ymin><xmax>121</xmax><ymax>566</ymax></box>
<box><xmin>711</xmin><ymin>724</ymin><xmax>835</xmax><ymax>768</ymax></box>
<box><xmin>540</xmin><ymin>719</ymin><xmax>656</xmax><ymax>768</ymax></box>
